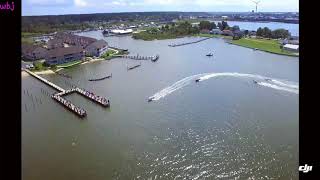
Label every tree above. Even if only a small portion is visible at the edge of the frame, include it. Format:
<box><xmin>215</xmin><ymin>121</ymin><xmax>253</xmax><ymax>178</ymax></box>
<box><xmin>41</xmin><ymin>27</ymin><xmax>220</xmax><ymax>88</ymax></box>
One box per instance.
<box><xmin>263</xmin><ymin>27</ymin><xmax>272</xmax><ymax>38</ymax></box>
<box><xmin>199</xmin><ymin>21</ymin><xmax>214</xmax><ymax>30</ymax></box>
<box><xmin>244</xmin><ymin>30</ymin><xmax>249</xmax><ymax>36</ymax></box>
<box><xmin>211</xmin><ymin>22</ymin><xmax>217</xmax><ymax>29</ymax></box>
<box><xmin>217</xmin><ymin>22</ymin><xmax>223</xmax><ymax>30</ymax></box>
<box><xmin>256</xmin><ymin>27</ymin><xmax>263</xmax><ymax>37</ymax></box>
<box><xmin>271</xmin><ymin>29</ymin><xmax>291</xmax><ymax>39</ymax></box>
<box><xmin>231</xmin><ymin>25</ymin><xmax>240</xmax><ymax>32</ymax></box>
<box><xmin>221</xmin><ymin>21</ymin><xmax>229</xmax><ymax>30</ymax></box>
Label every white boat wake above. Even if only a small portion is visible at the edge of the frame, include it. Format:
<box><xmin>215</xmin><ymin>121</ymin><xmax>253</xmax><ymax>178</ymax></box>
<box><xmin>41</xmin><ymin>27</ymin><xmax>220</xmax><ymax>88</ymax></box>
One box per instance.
<box><xmin>149</xmin><ymin>72</ymin><xmax>299</xmax><ymax>101</ymax></box>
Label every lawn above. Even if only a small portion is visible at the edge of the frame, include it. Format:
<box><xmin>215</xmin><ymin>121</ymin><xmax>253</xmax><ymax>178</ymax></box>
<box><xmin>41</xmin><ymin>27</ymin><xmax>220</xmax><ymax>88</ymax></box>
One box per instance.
<box><xmin>100</xmin><ymin>49</ymin><xmax>118</xmax><ymax>59</ymax></box>
<box><xmin>231</xmin><ymin>38</ymin><xmax>298</xmax><ymax>57</ymax></box>
<box><xmin>56</xmin><ymin>60</ymin><xmax>82</xmax><ymax>68</ymax></box>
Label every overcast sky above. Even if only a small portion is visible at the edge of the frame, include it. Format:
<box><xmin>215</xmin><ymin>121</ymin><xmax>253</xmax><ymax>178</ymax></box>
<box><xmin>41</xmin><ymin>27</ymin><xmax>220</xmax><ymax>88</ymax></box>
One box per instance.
<box><xmin>22</xmin><ymin>0</ymin><xmax>299</xmax><ymax>16</ymax></box>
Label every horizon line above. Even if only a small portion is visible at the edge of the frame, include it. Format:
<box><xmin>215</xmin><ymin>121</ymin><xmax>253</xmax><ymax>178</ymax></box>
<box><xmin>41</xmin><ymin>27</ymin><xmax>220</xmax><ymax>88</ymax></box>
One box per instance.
<box><xmin>22</xmin><ymin>11</ymin><xmax>299</xmax><ymax>17</ymax></box>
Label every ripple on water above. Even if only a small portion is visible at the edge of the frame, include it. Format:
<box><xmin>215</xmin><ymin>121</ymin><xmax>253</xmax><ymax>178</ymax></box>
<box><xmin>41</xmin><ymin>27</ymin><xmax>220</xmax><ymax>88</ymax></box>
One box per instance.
<box><xmin>131</xmin><ymin>126</ymin><xmax>294</xmax><ymax>179</ymax></box>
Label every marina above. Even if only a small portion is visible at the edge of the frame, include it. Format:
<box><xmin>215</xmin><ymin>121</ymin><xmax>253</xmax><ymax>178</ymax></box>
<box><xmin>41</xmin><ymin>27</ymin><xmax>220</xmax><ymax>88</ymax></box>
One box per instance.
<box><xmin>23</xmin><ymin>69</ymin><xmax>110</xmax><ymax>117</ymax></box>
<box><xmin>23</xmin><ymin>32</ymin><xmax>299</xmax><ymax>180</ymax></box>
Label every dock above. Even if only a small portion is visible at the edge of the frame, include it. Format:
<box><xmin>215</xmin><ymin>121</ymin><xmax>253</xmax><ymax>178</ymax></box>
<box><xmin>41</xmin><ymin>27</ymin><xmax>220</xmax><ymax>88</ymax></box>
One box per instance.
<box><xmin>115</xmin><ymin>54</ymin><xmax>159</xmax><ymax>62</ymax></box>
<box><xmin>51</xmin><ymin>94</ymin><xmax>86</xmax><ymax>118</ymax></box>
<box><xmin>75</xmin><ymin>88</ymin><xmax>110</xmax><ymax>107</ymax></box>
<box><xmin>168</xmin><ymin>37</ymin><xmax>212</xmax><ymax>47</ymax></box>
<box><xmin>23</xmin><ymin>69</ymin><xmax>110</xmax><ymax>118</ymax></box>
<box><xmin>24</xmin><ymin>69</ymin><xmax>65</xmax><ymax>92</ymax></box>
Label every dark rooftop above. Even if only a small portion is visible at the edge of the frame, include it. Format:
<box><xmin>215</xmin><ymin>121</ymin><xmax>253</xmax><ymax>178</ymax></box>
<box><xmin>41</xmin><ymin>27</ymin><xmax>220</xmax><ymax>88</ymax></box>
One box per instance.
<box><xmin>47</xmin><ymin>46</ymin><xmax>84</xmax><ymax>58</ymax></box>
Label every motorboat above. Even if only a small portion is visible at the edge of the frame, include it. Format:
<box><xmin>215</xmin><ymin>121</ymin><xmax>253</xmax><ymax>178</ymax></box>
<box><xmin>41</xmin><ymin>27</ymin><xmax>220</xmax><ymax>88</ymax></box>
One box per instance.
<box><xmin>195</xmin><ymin>78</ymin><xmax>201</xmax><ymax>82</ymax></box>
<box><xmin>254</xmin><ymin>48</ymin><xmax>259</xmax><ymax>51</ymax></box>
<box><xmin>265</xmin><ymin>78</ymin><xmax>272</xmax><ymax>81</ymax></box>
<box><xmin>253</xmin><ymin>80</ymin><xmax>258</xmax><ymax>84</ymax></box>
<box><xmin>147</xmin><ymin>97</ymin><xmax>154</xmax><ymax>102</ymax></box>
<box><xmin>206</xmin><ymin>53</ymin><xmax>213</xmax><ymax>56</ymax></box>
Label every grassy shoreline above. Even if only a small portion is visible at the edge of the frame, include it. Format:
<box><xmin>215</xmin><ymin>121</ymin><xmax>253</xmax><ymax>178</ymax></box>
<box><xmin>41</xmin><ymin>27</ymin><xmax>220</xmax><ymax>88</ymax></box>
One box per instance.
<box><xmin>230</xmin><ymin>38</ymin><xmax>298</xmax><ymax>57</ymax></box>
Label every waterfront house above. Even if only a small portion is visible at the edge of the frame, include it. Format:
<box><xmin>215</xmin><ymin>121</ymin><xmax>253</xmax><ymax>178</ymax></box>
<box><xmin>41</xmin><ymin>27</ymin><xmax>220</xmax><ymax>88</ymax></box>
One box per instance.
<box><xmin>45</xmin><ymin>46</ymin><xmax>84</xmax><ymax>65</ymax></box>
<box><xmin>85</xmin><ymin>39</ymin><xmax>108</xmax><ymax>57</ymax></box>
<box><xmin>249</xmin><ymin>31</ymin><xmax>256</xmax><ymax>36</ymax></box>
<box><xmin>210</xmin><ymin>28</ymin><xmax>222</xmax><ymax>35</ymax></box>
<box><xmin>22</xmin><ymin>44</ymin><xmax>48</xmax><ymax>61</ymax></box>
<box><xmin>283</xmin><ymin>44</ymin><xmax>299</xmax><ymax>52</ymax></box>
<box><xmin>222</xmin><ymin>30</ymin><xmax>234</xmax><ymax>36</ymax></box>
<box><xmin>200</xmin><ymin>29</ymin><xmax>210</xmax><ymax>34</ymax></box>
<box><xmin>55</xmin><ymin>32</ymin><xmax>97</xmax><ymax>49</ymax></box>
<box><xmin>47</xmin><ymin>38</ymin><xmax>64</xmax><ymax>49</ymax></box>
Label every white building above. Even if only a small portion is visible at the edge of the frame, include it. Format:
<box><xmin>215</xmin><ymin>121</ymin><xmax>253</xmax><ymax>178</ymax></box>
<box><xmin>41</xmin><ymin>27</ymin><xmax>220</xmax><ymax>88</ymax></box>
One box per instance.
<box><xmin>283</xmin><ymin>44</ymin><xmax>299</xmax><ymax>52</ymax></box>
<box><xmin>111</xmin><ymin>29</ymin><xmax>133</xmax><ymax>35</ymax></box>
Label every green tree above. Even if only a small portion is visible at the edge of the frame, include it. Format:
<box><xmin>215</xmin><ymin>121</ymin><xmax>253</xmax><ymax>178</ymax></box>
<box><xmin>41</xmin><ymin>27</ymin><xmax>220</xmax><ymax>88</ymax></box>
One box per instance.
<box><xmin>256</xmin><ymin>27</ymin><xmax>263</xmax><ymax>37</ymax></box>
<box><xmin>231</xmin><ymin>25</ymin><xmax>240</xmax><ymax>32</ymax></box>
<box><xmin>217</xmin><ymin>22</ymin><xmax>223</xmax><ymax>30</ymax></box>
<box><xmin>221</xmin><ymin>21</ymin><xmax>229</xmax><ymax>30</ymax></box>
<box><xmin>199</xmin><ymin>21</ymin><xmax>213</xmax><ymax>30</ymax></box>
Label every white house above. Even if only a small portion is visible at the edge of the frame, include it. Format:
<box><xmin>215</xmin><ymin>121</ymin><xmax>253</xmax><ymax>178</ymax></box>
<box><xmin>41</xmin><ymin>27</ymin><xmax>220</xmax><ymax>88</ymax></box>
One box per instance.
<box><xmin>283</xmin><ymin>44</ymin><xmax>299</xmax><ymax>52</ymax></box>
<box><xmin>210</xmin><ymin>28</ymin><xmax>222</xmax><ymax>35</ymax></box>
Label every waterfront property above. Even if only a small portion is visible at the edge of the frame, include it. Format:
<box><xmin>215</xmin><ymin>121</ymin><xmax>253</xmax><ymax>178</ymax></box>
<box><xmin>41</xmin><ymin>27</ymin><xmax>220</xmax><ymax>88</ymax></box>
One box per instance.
<box><xmin>54</xmin><ymin>32</ymin><xmax>97</xmax><ymax>49</ymax></box>
<box><xmin>283</xmin><ymin>44</ymin><xmax>299</xmax><ymax>52</ymax></box>
<box><xmin>222</xmin><ymin>30</ymin><xmax>234</xmax><ymax>36</ymax></box>
<box><xmin>45</xmin><ymin>46</ymin><xmax>84</xmax><ymax>65</ymax></box>
<box><xmin>47</xmin><ymin>38</ymin><xmax>64</xmax><ymax>49</ymax></box>
<box><xmin>210</xmin><ymin>28</ymin><xmax>222</xmax><ymax>35</ymax></box>
<box><xmin>85</xmin><ymin>39</ymin><xmax>108</xmax><ymax>57</ymax></box>
<box><xmin>22</xmin><ymin>44</ymin><xmax>48</xmax><ymax>61</ymax></box>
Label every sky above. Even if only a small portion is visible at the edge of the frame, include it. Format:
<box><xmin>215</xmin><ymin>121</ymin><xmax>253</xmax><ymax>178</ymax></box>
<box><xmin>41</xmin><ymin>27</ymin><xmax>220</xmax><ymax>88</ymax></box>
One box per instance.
<box><xmin>22</xmin><ymin>0</ymin><xmax>299</xmax><ymax>16</ymax></box>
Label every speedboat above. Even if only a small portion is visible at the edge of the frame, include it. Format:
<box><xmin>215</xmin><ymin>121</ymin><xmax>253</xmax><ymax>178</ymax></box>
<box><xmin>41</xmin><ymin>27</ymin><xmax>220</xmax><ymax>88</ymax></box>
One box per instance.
<box><xmin>147</xmin><ymin>97</ymin><xmax>154</xmax><ymax>102</ymax></box>
<box><xmin>195</xmin><ymin>78</ymin><xmax>201</xmax><ymax>82</ymax></box>
<box><xmin>253</xmin><ymin>80</ymin><xmax>258</xmax><ymax>84</ymax></box>
<box><xmin>206</xmin><ymin>53</ymin><xmax>213</xmax><ymax>56</ymax></box>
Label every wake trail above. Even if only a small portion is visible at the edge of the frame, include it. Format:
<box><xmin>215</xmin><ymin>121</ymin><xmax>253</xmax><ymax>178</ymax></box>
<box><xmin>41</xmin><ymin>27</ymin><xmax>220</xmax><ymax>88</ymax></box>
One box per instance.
<box><xmin>149</xmin><ymin>72</ymin><xmax>299</xmax><ymax>101</ymax></box>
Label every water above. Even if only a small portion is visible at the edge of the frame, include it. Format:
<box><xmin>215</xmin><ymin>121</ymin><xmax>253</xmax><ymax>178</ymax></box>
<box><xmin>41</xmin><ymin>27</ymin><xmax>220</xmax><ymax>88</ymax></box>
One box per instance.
<box><xmin>22</xmin><ymin>31</ymin><xmax>299</xmax><ymax>179</ymax></box>
<box><xmin>214</xmin><ymin>21</ymin><xmax>299</xmax><ymax>36</ymax></box>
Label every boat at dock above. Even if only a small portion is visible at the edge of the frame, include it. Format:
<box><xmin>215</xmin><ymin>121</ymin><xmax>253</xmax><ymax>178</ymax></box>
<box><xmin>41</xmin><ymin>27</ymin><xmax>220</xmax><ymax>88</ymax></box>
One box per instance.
<box><xmin>89</xmin><ymin>74</ymin><xmax>112</xmax><ymax>81</ymax></box>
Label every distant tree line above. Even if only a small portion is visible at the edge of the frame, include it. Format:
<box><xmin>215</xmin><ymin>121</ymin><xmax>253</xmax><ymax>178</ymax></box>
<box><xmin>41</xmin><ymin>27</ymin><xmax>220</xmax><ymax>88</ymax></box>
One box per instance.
<box><xmin>256</xmin><ymin>27</ymin><xmax>290</xmax><ymax>39</ymax></box>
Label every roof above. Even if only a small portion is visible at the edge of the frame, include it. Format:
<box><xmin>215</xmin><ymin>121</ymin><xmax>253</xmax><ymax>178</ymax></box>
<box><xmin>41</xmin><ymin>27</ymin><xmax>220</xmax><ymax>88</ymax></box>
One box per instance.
<box><xmin>47</xmin><ymin>46</ymin><xmax>84</xmax><ymax>58</ymax></box>
<box><xmin>47</xmin><ymin>38</ymin><xmax>63</xmax><ymax>45</ymax></box>
<box><xmin>22</xmin><ymin>44</ymin><xmax>46</xmax><ymax>54</ymax></box>
<box><xmin>86</xmin><ymin>39</ymin><xmax>108</xmax><ymax>49</ymax></box>
<box><xmin>284</xmin><ymin>44</ymin><xmax>299</xmax><ymax>50</ymax></box>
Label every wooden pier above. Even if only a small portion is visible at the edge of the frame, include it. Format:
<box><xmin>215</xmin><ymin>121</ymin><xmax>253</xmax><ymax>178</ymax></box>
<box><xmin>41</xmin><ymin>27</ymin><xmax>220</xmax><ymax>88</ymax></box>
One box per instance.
<box><xmin>51</xmin><ymin>94</ymin><xmax>86</xmax><ymax>118</ymax></box>
<box><xmin>75</xmin><ymin>88</ymin><xmax>110</xmax><ymax>107</ymax></box>
<box><xmin>23</xmin><ymin>69</ymin><xmax>110</xmax><ymax>118</ymax></box>
<box><xmin>168</xmin><ymin>37</ymin><xmax>212</xmax><ymax>47</ymax></box>
<box><xmin>24</xmin><ymin>69</ymin><xmax>65</xmax><ymax>92</ymax></box>
<box><xmin>115</xmin><ymin>54</ymin><xmax>159</xmax><ymax>62</ymax></box>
